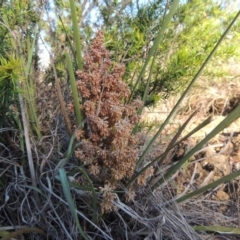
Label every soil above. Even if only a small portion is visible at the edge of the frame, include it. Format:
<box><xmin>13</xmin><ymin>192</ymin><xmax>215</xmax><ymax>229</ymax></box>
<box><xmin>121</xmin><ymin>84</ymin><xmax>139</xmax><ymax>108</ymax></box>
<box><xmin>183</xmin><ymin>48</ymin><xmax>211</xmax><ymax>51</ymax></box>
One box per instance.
<box><xmin>171</xmin><ymin>119</ymin><xmax>240</xmax><ymax>201</ymax></box>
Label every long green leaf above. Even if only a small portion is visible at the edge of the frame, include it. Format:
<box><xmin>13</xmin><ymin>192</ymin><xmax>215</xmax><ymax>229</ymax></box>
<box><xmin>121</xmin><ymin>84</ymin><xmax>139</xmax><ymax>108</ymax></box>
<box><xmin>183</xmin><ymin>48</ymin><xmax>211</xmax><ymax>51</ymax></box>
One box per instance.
<box><xmin>54</xmin><ymin>120</ymin><xmax>85</xmax><ymax>171</ymax></box>
<box><xmin>69</xmin><ymin>0</ymin><xmax>83</xmax><ymax>69</ymax></box>
<box><xmin>176</xmin><ymin>169</ymin><xmax>240</xmax><ymax>203</ymax></box>
<box><xmin>152</xmin><ymin>103</ymin><xmax>240</xmax><ymax>190</ymax></box>
<box><xmin>59</xmin><ymin>168</ymin><xmax>88</xmax><ymax>240</ymax></box>
<box><xmin>21</xmin><ymin>185</ymin><xmax>45</xmax><ymax>197</ymax></box>
<box><xmin>126</xmin><ymin>116</ymin><xmax>213</xmax><ymax>188</ymax></box>
<box><xmin>128</xmin><ymin>0</ymin><xmax>180</xmax><ymax>103</ymax></box>
<box><xmin>132</xmin><ymin>50</ymin><xmax>158</xmax><ymax>134</ymax></box>
<box><xmin>66</xmin><ymin>52</ymin><xmax>83</xmax><ymax>126</ymax></box>
<box><xmin>136</xmin><ymin>109</ymin><xmax>196</xmax><ymax>169</ymax></box>
<box><xmin>193</xmin><ymin>225</ymin><xmax>240</xmax><ymax>235</ymax></box>
<box><xmin>141</xmin><ymin>49</ymin><xmax>158</xmax><ymax>109</ymax></box>
<box><xmin>78</xmin><ymin>167</ymin><xmax>98</xmax><ymax>224</ymax></box>
<box><xmin>18</xmin><ymin>92</ymin><xmax>39</xmax><ymax>204</ymax></box>
<box><xmin>150</xmin><ymin>116</ymin><xmax>213</xmax><ymax>177</ymax></box>
<box><xmin>59</xmin><ymin>15</ymin><xmax>75</xmax><ymax>56</ymax></box>
<box><xmin>56</xmin><ymin>170</ymin><xmax>98</xmax><ymax>223</ymax></box>
<box><xmin>24</xmin><ymin>28</ymin><xmax>41</xmax><ymax>139</ymax></box>
<box><xmin>55</xmin><ymin>174</ymin><xmax>94</xmax><ymax>191</ymax></box>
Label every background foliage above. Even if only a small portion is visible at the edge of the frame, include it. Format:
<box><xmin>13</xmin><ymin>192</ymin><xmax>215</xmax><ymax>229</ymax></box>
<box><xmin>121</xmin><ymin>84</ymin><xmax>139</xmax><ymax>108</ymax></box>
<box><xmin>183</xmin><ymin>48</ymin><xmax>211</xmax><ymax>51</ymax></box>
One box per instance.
<box><xmin>42</xmin><ymin>0</ymin><xmax>240</xmax><ymax>106</ymax></box>
<box><xmin>102</xmin><ymin>0</ymin><xmax>240</xmax><ymax>104</ymax></box>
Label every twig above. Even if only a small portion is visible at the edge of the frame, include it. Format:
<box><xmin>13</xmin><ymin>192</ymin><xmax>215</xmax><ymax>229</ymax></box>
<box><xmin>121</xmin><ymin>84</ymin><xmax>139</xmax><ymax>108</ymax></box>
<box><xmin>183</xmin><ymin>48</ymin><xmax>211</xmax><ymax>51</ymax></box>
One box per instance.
<box><xmin>51</xmin><ymin>57</ymin><xmax>72</xmax><ymax>136</ymax></box>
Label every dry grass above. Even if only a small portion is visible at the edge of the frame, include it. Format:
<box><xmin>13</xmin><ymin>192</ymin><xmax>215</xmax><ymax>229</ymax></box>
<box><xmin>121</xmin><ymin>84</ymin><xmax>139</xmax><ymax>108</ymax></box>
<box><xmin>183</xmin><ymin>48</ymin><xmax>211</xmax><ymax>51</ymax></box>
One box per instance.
<box><xmin>1</xmin><ymin>59</ymin><xmax>240</xmax><ymax>239</ymax></box>
<box><xmin>142</xmin><ymin>59</ymin><xmax>240</xmax><ymax>126</ymax></box>
<box><xmin>0</xmin><ymin>122</ymin><xmax>202</xmax><ymax>239</ymax></box>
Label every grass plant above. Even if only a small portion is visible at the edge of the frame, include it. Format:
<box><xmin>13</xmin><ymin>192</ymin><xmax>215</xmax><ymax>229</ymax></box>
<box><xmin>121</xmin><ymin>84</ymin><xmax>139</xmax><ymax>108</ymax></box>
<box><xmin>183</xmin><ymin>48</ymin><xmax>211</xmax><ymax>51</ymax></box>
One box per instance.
<box><xmin>0</xmin><ymin>0</ymin><xmax>240</xmax><ymax>239</ymax></box>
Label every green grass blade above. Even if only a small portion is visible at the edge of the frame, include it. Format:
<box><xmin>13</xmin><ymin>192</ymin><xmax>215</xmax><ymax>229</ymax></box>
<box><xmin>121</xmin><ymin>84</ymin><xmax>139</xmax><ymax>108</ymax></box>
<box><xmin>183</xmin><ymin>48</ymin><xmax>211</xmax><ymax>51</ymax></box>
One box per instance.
<box><xmin>127</xmin><ymin>116</ymin><xmax>213</xmax><ymax>188</ymax></box>
<box><xmin>132</xmin><ymin>51</ymin><xmax>158</xmax><ymax>134</ymax></box>
<box><xmin>23</xmin><ymin>185</ymin><xmax>44</xmax><ymax>195</ymax></box>
<box><xmin>69</xmin><ymin>0</ymin><xmax>83</xmax><ymax>69</ymax></box>
<box><xmin>152</xmin><ymin>103</ymin><xmax>240</xmax><ymax>190</ymax></box>
<box><xmin>21</xmin><ymin>185</ymin><xmax>46</xmax><ymax>197</ymax></box>
<box><xmin>10</xmin><ymin>108</ymin><xmax>25</xmax><ymax>165</ymax></box>
<box><xmin>155</xmin><ymin>116</ymin><xmax>213</xmax><ymax>166</ymax></box>
<box><xmin>78</xmin><ymin>167</ymin><xmax>99</xmax><ymax>224</ymax></box>
<box><xmin>55</xmin><ymin>131</ymin><xmax>76</xmax><ymax>170</ymax></box>
<box><xmin>128</xmin><ymin>0</ymin><xmax>180</xmax><ymax>103</ymax></box>
<box><xmin>25</xmin><ymin>31</ymin><xmax>37</xmax><ymax>76</ymax></box>
<box><xmin>56</xmin><ymin>170</ymin><xmax>98</xmax><ymax>223</ymax></box>
<box><xmin>18</xmin><ymin>93</ymin><xmax>39</xmax><ymax>203</ymax></box>
<box><xmin>164</xmin><ymin>110</ymin><xmax>197</xmax><ymax>153</ymax></box>
<box><xmin>136</xmin><ymin>9</ymin><xmax>240</xmax><ymax>171</ymax></box>
<box><xmin>176</xmin><ymin>169</ymin><xmax>240</xmax><ymax>203</ymax></box>
<box><xmin>178</xmin><ymin>116</ymin><xmax>213</xmax><ymax>143</ymax></box>
<box><xmin>24</xmin><ymin>29</ymin><xmax>41</xmax><ymax>139</ymax></box>
<box><xmin>55</xmin><ymin>174</ymin><xmax>94</xmax><ymax>191</ymax></box>
<box><xmin>66</xmin><ymin>52</ymin><xmax>83</xmax><ymax>126</ymax></box>
<box><xmin>59</xmin><ymin>168</ymin><xmax>88</xmax><ymax>240</ymax></box>
<box><xmin>148</xmin><ymin>110</ymin><xmax>198</xmax><ymax>170</ymax></box>
<box><xmin>141</xmin><ymin>49</ymin><xmax>158</xmax><ymax>109</ymax></box>
<box><xmin>193</xmin><ymin>225</ymin><xmax>240</xmax><ymax>234</ymax></box>
<box><xmin>66</xmin><ymin>133</ymin><xmax>76</xmax><ymax>160</ymax></box>
<box><xmin>59</xmin><ymin>15</ymin><xmax>75</xmax><ymax>56</ymax></box>
<box><xmin>55</xmin><ymin>119</ymin><xmax>85</xmax><ymax>171</ymax></box>
<box><xmin>136</xmin><ymin>109</ymin><xmax>196</xmax><ymax>168</ymax></box>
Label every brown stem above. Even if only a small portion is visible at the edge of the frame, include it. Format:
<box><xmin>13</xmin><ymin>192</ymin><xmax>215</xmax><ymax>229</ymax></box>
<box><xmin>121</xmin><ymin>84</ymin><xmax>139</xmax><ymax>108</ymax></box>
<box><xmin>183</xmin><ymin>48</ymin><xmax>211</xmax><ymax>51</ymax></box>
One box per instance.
<box><xmin>51</xmin><ymin>58</ymin><xmax>72</xmax><ymax>136</ymax></box>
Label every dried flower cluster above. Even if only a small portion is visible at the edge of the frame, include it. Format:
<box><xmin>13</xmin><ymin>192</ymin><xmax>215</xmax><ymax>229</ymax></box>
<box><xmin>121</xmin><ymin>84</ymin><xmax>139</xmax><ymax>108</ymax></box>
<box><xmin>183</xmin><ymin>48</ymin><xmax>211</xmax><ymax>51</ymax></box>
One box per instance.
<box><xmin>69</xmin><ymin>32</ymin><xmax>155</xmax><ymax>212</ymax></box>
<box><xmin>74</xmin><ymin>31</ymin><xmax>143</xmax><ymax>181</ymax></box>
<box><xmin>70</xmin><ymin>31</ymin><xmax>147</xmax><ymax>212</ymax></box>
<box><xmin>99</xmin><ymin>184</ymin><xmax>117</xmax><ymax>213</ymax></box>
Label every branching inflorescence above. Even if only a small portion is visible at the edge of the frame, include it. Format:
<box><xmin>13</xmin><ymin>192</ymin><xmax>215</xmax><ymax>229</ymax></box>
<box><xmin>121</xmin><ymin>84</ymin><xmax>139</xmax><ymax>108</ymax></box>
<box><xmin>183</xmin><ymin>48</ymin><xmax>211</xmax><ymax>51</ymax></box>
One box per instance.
<box><xmin>69</xmin><ymin>31</ymin><xmax>152</xmax><ymax>212</ymax></box>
